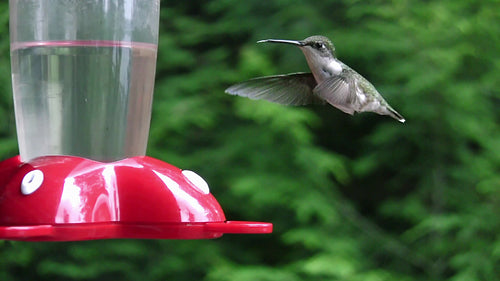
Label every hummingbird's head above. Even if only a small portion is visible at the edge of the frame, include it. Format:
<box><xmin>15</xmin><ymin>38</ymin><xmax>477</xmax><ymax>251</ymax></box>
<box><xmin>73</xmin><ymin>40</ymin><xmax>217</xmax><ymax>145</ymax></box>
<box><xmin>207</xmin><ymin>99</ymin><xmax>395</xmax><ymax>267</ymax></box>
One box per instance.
<box><xmin>257</xmin><ymin>35</ymin><xmax>336</xmax><ymax>58</ymax></box>
<box><xmin>299</xmin><ymin>35</ymin><xmax>336</xmax><ymax>58</ymax></box>
<box><xmin>257</xmin><ymin>35</ymin><xmax>339</xmax><ymax>81</ymax></box>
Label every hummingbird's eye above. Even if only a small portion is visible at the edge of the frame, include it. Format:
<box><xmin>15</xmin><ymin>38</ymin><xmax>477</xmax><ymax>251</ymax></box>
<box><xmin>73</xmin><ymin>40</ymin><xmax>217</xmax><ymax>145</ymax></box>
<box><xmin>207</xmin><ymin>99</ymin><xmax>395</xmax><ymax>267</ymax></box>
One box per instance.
<box><xmin>314</xmin><ymin>42</ymin><xmax>324</xmax><ymax>49</ymax></box>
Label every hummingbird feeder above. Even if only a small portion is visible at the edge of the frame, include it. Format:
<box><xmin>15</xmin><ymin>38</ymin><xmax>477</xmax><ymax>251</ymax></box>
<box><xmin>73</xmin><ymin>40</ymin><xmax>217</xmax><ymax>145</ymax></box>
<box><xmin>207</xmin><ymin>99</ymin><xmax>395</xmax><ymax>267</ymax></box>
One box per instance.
<box><xmin>0</xmin><ymin>0</ymin><xmax>272</xmax><ymax>241</ymax></box>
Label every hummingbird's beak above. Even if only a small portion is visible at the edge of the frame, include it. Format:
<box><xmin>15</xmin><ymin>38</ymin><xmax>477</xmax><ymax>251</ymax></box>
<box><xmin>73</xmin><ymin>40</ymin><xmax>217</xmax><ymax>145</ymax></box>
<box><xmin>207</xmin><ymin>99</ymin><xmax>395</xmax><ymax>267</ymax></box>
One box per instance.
<box><xmin>257</xmin><ymin>39</ymin><xmax>304</xmax><ymax>47</ymax></box>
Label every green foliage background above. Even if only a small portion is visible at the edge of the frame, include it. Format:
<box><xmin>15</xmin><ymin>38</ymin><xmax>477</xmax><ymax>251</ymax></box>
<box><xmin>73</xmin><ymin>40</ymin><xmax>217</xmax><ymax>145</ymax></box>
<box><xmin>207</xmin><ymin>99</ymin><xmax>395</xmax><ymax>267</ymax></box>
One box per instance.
<box><xmin>1</xmin><ymin>0</ymin><xmax>499</xmax><ymax>280</ymax></box>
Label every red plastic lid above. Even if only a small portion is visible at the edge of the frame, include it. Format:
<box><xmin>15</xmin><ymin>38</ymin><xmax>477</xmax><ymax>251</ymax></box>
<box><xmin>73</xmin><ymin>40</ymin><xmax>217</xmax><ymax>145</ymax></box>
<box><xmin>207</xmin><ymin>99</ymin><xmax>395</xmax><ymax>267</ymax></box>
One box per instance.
<box><xmin>0</xmin><ymin>156</ymin><xmax>272</xmax><ymax>241</ymax></box>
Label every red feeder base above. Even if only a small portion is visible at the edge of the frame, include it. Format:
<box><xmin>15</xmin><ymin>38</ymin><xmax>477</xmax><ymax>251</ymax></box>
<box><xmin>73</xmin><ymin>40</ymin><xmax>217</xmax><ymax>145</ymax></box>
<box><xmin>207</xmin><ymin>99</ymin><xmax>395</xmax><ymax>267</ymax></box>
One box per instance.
<box><xmin>0</xmin><ymin>156</ymin><xmax>272</xmax><ymax>241</ymax></box>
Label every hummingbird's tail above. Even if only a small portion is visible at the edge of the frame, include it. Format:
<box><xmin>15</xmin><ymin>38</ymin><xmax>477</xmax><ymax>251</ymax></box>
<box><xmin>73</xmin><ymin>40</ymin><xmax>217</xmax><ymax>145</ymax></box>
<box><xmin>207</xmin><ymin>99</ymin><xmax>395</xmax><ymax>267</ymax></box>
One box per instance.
<box><xmin>386</xmin><ymin>107</ymin><xmax>405</xmax><ymax>123</ymax></box>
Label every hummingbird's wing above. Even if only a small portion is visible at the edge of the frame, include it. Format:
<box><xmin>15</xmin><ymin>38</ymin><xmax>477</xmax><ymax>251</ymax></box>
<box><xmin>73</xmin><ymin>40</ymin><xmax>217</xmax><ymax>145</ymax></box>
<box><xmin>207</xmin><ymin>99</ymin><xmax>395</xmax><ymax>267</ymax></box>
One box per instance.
<box><xmin>225</xmin><ymin>73</ymin><xmax>325</xmax><ymax>105</ymax></box>
<box><xmin>312</xmin><ymin>75</ymin><xmax>357</xmax><ymax>115</ymax></box>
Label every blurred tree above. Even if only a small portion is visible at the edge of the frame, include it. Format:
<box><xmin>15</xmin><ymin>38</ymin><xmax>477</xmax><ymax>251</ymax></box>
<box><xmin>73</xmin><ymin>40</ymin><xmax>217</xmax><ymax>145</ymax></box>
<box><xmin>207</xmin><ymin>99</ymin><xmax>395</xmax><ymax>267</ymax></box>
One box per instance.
<box><xmin>0</xmin><ymin>1</ymin><xmax>17</xmax><ymax>159</ymax></box>
<box><xmin>0</xmin><ymin>0</ymin><xmax>499</xmax><ymax>280</ymax></box>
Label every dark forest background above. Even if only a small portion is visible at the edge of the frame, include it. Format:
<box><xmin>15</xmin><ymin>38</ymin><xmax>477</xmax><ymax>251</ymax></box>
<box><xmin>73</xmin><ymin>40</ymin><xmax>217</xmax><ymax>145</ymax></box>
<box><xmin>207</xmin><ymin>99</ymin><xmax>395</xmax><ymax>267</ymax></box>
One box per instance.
<box><xmin>0</xmin><ymin>0</ymin><xmax>499</xmax><ymax>280</ymax></box>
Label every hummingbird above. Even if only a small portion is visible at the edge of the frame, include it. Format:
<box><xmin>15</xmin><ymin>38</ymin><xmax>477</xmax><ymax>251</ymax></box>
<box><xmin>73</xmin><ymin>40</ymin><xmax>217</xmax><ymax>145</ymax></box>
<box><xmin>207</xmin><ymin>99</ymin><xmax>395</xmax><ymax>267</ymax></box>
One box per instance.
<box><xmin>225</xmin><ymin>35</ymin><xmax>405</xmax><ymax>123</ymax></box>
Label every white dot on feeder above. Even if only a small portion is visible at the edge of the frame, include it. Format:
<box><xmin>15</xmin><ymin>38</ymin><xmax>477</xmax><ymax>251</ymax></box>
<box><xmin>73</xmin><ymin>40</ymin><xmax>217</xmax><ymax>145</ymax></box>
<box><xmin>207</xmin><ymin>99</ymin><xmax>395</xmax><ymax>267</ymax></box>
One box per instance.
<box><xmin>182</xmin><ymin>170</ymin><xmax>210</xmax><ymax>195</ymax></box>
<box><xmin>21</xmin><ymin>170</ymin><xmax>44</xmax><ymax>195</ymax></box>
